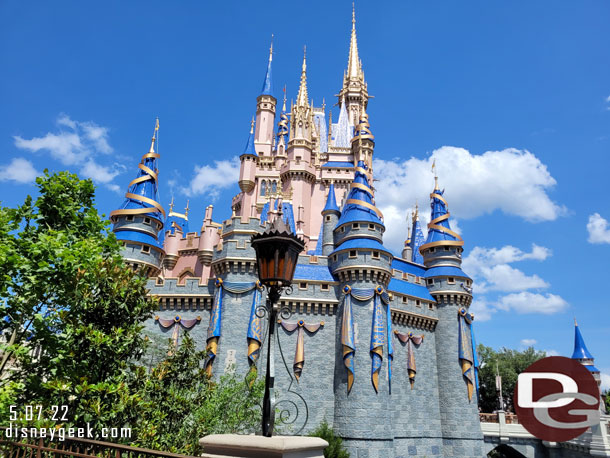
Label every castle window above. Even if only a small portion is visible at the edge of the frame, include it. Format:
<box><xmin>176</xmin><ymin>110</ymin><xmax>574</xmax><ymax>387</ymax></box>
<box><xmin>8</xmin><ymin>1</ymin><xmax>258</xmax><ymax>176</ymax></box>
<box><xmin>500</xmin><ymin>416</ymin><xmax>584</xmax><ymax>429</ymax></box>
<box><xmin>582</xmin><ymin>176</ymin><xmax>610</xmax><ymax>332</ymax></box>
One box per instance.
<box><xmin>320</xmin><ymin>284</ymin><xmax>330</xmax><ymax>291</ymax></box>
<box><xmin>340</xmin><ymin>226</ymin><xmax>345</xmax><ymax>233</ymax></box>
<box><xmin>332</xmin><ymin>254</ymin><xmax>338</xmax><ymax>262</ymax></box>
<box><xmin>144</xmin><ymin>217</ymin><xmax>151</xmax><ymax>225</ymax></box>
<box><xmin>141</xmin><ymin>245</ymin><xmax>150</xmax><ymax>253</ymax></box>
<box><xmin>429</xmin><ymin>303</ymin><xmax>434</xmax><ymax>310</ymax></box>
<box><xmin>126</xmin><ymin>215</ymin><xmax>134</xmax><ymax>222</ymax></box>
<box><xmin>429</xmin><ymin>247</ymin><xmax>436</xmax><ymax>253</ymax></box>
<box><xmin>260</xmin><ymin>180</ymin><xmax>267</xmax><ymax>196</ymax></box>
<box><xmin>349</xmin><ymin>250</ymin><xmax>357</xmax><ymax>258</ymax></box>
<box><xmin>447</xmin><ymin>277</ymin><xmax>455</xmax><ymax>284</ymax></box>
<box><xmin>416</xmin><ymin>300</ymin><xmax>421</xmax><ymax>308</ymax></box>
<box><xmin>408</xmin><ymin>274</ymin><xmax>415</xmax><ymax>282</ymax></box>
<box><xmin>402</xmin><ymin>296</ymin><xmax>408</xmax><ymax>304</ymax></box>
<box><xmin>325</xmin><ymin>215</ymin><xmax>331</xmax><ymax>222</ymax></box>
<box><xmin>372</xmin><ymin>251</ymin><xmax>380</xmax><ymax>259</ymax></box>
<box><xmin>272</xmin><ymin>181</ymin><xmax>277</xmax><ymax>193</ymax></box>
<box><xmin>352</xmin><ymin>223</ymin><xmax>359</xmax><ymax>229</ymax></box>
<box><xmin>299</xmin><ymin>282</ymin><xmax>308</xmax><ymax>290</ymax></box>
<box><xmin>368</xmin><ymin>223</ymin><xmax>375</xmax><ymax>230</ymax></box>
<box><xmin>444</xmin><ymin>246</ymin><xmax>450</xmax><ymax>251</ymax></box>
<box><xmin>427</xmin><ymin>279</ymin><xmax>434</xmax><ymax>286</ymax></box>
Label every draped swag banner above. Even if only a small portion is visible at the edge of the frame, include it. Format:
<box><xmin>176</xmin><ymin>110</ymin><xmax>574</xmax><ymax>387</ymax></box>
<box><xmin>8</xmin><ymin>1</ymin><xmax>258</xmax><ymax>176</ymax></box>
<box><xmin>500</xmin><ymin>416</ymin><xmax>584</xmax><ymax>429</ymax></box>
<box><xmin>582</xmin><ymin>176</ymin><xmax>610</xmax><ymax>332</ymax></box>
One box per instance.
<box><xmin>155</xmin><ymin>315</ymin><xmax>202</xmax><ymax>349</ymax></box>
<box><xmin>278</xmin><ymin>320</ymin><xmax>324</xmax><ymax>381</ymax></box>
<box><xmin>340</xmin><ymin>285</ymin><xmax>391</xmax><ymax>394</ymax></box>
<box><xmin>204</xmin><ymin>279</ymin><xmax>263</xmax><ymax>376</ymax></box>
<box><xmin>394</xmin><ymin>331</ymin><xmax>424</xmax><ymax>389</ymax></box>
<box><xmin>458</xmin><ymin>308</ymin><xmax>480</xmax><ymax>401</ymax></box>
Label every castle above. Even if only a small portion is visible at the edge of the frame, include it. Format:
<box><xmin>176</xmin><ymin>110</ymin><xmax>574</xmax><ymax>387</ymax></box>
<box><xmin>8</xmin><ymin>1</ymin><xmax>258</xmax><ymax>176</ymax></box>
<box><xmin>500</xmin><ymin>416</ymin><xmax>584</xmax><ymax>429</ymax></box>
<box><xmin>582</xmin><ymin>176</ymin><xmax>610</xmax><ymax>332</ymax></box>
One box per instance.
<box><xmin>109</xmin><ymin>8</ymin><xmax>486</xmax><ymax>457</ymax></box>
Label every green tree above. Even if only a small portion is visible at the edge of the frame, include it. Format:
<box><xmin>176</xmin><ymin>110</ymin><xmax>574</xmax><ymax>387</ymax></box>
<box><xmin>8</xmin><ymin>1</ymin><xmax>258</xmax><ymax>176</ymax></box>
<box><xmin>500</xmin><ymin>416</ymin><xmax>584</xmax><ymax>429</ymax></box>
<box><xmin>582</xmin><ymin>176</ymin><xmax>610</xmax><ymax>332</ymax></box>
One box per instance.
<box><xmin>132</xmin><ymin>334</ymin><xmax>264</xmax><ymax>455</ymax></box>
<box><xmin>477</xmin><ymin>344</ymin><xmax>546</xmax><ymax>413</ymax></box>
<box><xmin>603</xmin><ymin>389</ymin><xmax>609</xmax><ymax>413</ymax></box>
<box><xmin>0</xmin><ymin>171</ymin><xmax>156</xmax><ymax>431</ymax></box>
<box><xmin>308</xmin><ymin>420</ymin><xmax>350</xmax><ymax>458</ymax></box>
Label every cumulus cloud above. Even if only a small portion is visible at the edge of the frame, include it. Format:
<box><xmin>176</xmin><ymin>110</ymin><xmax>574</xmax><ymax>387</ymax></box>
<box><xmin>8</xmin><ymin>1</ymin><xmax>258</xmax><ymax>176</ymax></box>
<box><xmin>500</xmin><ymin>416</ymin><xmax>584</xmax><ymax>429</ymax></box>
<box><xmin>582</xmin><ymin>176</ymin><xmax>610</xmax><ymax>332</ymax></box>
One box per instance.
<box><xmin>469</xmin><ymin>298</ymin><xmax>494</xmax><ymax>322</ymax></box>
<box><xmin>0</xmin><ymin>157</ymin><xmax>40</xmax><ymax>184</ymax></box>
<box><xmin>374</xmin><ymin>147</ymin><xmax>565</xmax><ymax>251</ymax></box>
<box><xmin>520</xmin><ymin>338</ymin><xmax>537</xmax><ymax>347</ymax></box>
<box><xmin>587</xmin><ymin>213</ymin><xmax>610</xmax><ymax>244</ymax></box>
<box><xmin>544</xmin><ymin>349</ymin><xmax>560</xmax><ymax>357</ymax></box>
<box><xmin>13</xmin><ymin>114</ymin><xmax>121</xmax><ymax>191</ymax></box>
<box><xmin>182</xmin><ymin>158</ymin><xmax>240</xmax><ymax>199</ymax></box>
<box><xmin>495</xmin><ymin>292</ymin><xmax>568</xmax><ymax>314</ymax></box>
<box><xmin>601</xmin><ymin>371</ymin><xmax>610</xmax><ymax>391</ymax></box>
<box><xmin>462</xmin><ymin>244</ymin><xmax>551</xmax><ymax>293</ymax></box>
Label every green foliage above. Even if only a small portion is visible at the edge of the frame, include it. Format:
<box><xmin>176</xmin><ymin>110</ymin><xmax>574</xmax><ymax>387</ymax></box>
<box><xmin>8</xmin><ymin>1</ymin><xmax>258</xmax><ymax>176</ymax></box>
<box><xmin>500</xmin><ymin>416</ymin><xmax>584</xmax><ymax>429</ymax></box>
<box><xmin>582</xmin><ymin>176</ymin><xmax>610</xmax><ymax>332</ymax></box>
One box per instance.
<box><xmin>131</xmin><ymin>334</ymin><xmax>264</xmax><ymax>455</ymax></box>
<box><xmin>309</xmin><ymin>420</ymin><xmax>350</xmax><ymax>458</ymax></box>
<box><xmin>603</xmin><ymin>390</ymin><xmax>609</xmax><ymax>413</ymax></box>
<box><xmin>0</xmin><ymin>171</ymin><xmax>156</xmax><ymax>431</ymax></box>
<box><xmin>477</xmin><ymin>344</ymin><xmax>546</xmax><ymax>413</ymax></box>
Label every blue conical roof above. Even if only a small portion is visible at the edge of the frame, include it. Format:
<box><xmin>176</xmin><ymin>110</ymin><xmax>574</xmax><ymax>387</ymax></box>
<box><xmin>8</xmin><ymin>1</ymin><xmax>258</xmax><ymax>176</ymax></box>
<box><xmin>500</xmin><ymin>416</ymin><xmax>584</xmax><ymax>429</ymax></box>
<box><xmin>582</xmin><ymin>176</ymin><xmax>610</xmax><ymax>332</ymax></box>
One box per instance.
<box><xmin>420</xmin><ymin>184</ymin><xmax>463</xmax><ymax>250</ymax></box>
<box><xmin>241</xmin><ymin>120</ymin><xmax>258</xmax><ymax>157</ymax></box>
<box><xmin>572</xmin><ymin>322</ymin><xmax>594</xmax><ymax>360</ymax></box>
<box><xmin>261</xmin><ymin>45</ymin><xmax>273</xmax><ymax>96</ymax></box>
<box><xmin>336</xmin><ymin>161</ymin><xmax>383</xmax><ymax>227</ymax></box>
<box><xmin>322</xmin><ymin>183</ymin><xmax>340</xmax><ymax>214</ymax></box>
<box><xmin>410</xmin><ymin>217</ymin><xmax>425</xmax><ymax>264</ymax></box>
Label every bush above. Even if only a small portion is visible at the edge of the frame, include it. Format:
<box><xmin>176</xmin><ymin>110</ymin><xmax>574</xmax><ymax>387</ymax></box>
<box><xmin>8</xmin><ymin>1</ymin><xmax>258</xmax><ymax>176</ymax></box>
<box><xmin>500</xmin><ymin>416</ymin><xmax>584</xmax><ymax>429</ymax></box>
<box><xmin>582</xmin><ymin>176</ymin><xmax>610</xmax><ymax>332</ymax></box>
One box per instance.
<box><xmin>309</xmin><ymin>420</ymin><xmax>350</xmax><ymax>458</ymax></box>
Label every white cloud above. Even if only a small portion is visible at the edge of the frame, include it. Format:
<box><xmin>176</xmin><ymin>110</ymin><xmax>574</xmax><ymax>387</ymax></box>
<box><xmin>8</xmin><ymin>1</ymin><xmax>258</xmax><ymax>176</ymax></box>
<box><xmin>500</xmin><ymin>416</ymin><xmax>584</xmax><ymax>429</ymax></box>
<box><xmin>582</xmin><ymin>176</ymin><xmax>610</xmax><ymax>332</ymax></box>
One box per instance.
<box><xmin>374</xmin><ymin>147</ymin><xmax>565</xmax><ymax>251</ymax></box>
<box><xmin>520</xmin><ymin>339</ymin><xmax>537</xmax><ymax>347</ymax></box>
<box><xmin>182</xmin><ymin>158</ymin><xmax>240</xmax><ymax>198</ymax></box>
<box><xmin>13</xmin><ymin>114</ymin><xmax>121</xmax><ymax>190</ymax></box>
<box><xmin>496</xmin><ymin>292</ymin><xmax>568</xmax><ymax>315</ymax></box>
<box><xmin>470</xmin><ymin>298</ymin><xmax>494</xmax><ymax>322</ymax></box>
<box><xmin>544</xmin><ymin>349</ymin><xmax>560</xmax><ymax>357</ymax></box>
<box><xmin>0</xmin><ymin>157</ymin><xmax>40</xmax><ymax>184</ymax></box>
<box><xmin>601</xmin><ymin>371</ymin><xmax>610</xmax><ymax>391</ymax></box>
<box><xmin>462</xmin><ymin>244</ymin><xmax>551</xmax><ymax>293</ymax></box>
<box><xmin>587</xmin><ymin>213</ymin><xmax>610</xmax><ymax>244</ymax></box>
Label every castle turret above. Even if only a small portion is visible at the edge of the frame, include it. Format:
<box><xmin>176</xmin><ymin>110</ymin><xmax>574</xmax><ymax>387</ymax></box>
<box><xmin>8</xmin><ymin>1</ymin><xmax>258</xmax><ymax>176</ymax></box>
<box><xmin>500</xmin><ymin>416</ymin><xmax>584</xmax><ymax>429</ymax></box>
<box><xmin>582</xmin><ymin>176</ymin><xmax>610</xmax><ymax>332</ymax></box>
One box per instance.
<box><xmin>351</xmin><ymin>111</ymin><xmax>374</xmax><ymax>175</ymax></box>
<box><xmin>337</xmin><ymin>5</ymin><xmax>369</xmax><ymax>126</ymax></box>
<box><xmin>401</xmin><ymin>214</ymin><xmax>412</xmax><ymax>259</ymax></box>
<box><xmin>321</xmin><ymin>183</ymin><xmax>340</xmax><ymax>256</ymax></box>
<box><xmin>110</xmin><ymin>119</ymin><xmax>165</xmax><ymax>277</ymax></box>
<box><xmin>162</xmin><ymin>198</ymin><xmax>189</xmax><ymax>270</ymax></box>
<box><xmin>409</xmin><ymin>204</ymin><xmax>425</xmax><ymax>264</ymax></box>
<box><xmin>572</xmin><ymin>319</ymin><xmax>602</xmax><ymax>388</ymax></box>
<box><xmin>198</xmin><ymin>205</ymin><xmax>220</xmax><ymax>266</ymax></box>
<box><xmin>255</xmin><ymin>38</ymin><xmax>276</xmax><ymax>156</ymax></box>
<box><xmin>330</xmin><ymin>161</ymin><xmax>394</xmax><ymax>454</ymax></box>
<box><xmin>237</xmin><ymin>119</ymin><xmax>258</xmax><ymax>217</ymax></box>
<box><xmin>420</xmin><ymin>173</ymin><xmax>483</xmax><ymax>455</ymax></box>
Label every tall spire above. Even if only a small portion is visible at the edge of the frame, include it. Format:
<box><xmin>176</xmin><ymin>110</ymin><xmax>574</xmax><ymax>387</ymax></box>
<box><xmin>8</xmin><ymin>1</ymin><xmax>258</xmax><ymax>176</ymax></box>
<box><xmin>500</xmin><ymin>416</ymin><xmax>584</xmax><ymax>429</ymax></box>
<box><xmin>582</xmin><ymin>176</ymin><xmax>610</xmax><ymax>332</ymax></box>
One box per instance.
<box><xmin>420</xmin><ymin>178</ymin><xmax>463</xmax><ymax>252</ymax></box>
<box><xmin>296</xmin><ymin>46</ymin><xmax>309</xmax><ymax>107</ymax></box>
<box><xmin>409</xmin><ymin>205</ymin><xmax>425</xmax><ymax>264</ymax></box>
<box><xmin>572</xmin><ymin>319</ymin><xmax>595</xmax><ymax>361</ymax></box>
<box><xmin>347</xmin><ymin>3</ymin><xmax>361</xmax><ymax>80</ymax></box>
<box><xmin>261</xmin><ymin>35</ymin><xmax>274</xmax><ymax>96</ymax></box>
<box><xmin>241</xmin><ymin>117</ymin><xmax>257</xmax><ymax>157</ymax></box>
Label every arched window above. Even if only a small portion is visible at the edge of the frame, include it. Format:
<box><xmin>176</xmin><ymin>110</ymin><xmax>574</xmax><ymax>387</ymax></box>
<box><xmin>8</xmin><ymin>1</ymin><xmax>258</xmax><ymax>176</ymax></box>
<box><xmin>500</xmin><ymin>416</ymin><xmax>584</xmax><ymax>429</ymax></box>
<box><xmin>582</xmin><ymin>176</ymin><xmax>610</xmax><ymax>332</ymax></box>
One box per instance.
<box><xmin>271</xmin><ymin>181</ymin><xmax>277</xmax><ymax>193</ymax></box>
<box><xmin>260</xmin><ymin>180</ymin><xmax>267</xmax><ymax>196</ymax></box>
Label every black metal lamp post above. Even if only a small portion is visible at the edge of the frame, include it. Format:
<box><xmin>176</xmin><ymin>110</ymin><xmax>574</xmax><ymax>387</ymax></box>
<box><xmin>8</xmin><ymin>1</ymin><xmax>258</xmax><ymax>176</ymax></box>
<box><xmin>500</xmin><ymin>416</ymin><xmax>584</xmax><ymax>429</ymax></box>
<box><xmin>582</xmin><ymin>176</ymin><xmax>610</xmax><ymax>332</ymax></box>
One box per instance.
<box><xmin>251</xmin><ymin>215</ymin><xmax>304</xmax><ymax>437</ymax></box>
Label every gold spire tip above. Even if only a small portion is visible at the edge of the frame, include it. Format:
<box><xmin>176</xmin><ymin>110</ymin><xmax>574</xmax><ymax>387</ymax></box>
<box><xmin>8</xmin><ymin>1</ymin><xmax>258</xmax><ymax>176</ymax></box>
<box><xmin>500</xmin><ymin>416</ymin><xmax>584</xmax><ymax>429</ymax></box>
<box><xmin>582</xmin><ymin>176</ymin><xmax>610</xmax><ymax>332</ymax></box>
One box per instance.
<box><xmin>352</xmin><ymin>2</ymin><xmax>356</xmax><ymax>26</ymax></box>
<box><xmin>574</xmin><ymin>317</ymin><xmax>578</xmax><ymax>326</ymax></box>
<box><xmin>269</xmin><ymin>34</ymin><xmax>274</xmax><ymax>61</ymax></box>
<box><xmin>250</xmin><ymin>117</ymin><xmax>255</xmax><ymax>134</ymax></box>
<box><xmin>185</xmin><ymin>199</ymin><xmax>190</xmax><ymax>218</ymax></box>
<box><xmin>169</xmin><ymin>196</ymin><xmax>175</xmax><ymax>212</ymax></box>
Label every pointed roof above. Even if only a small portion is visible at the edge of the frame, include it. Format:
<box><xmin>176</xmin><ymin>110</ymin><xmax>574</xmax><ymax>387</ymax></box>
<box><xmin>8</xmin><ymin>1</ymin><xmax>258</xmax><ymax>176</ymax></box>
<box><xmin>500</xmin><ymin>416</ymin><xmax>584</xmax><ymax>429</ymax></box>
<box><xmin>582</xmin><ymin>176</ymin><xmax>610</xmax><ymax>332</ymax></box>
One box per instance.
<box><xmin>322</xmin><ymin>183</ymin><xmax>340</xmax><ymax>214</ymax></box>
<box><xmin>336</xmin><ymin>161</ymin><xmax>383</xmax><ymax>227</ymax></box>
<box><xmin>241</xmin><ymin>118</ymin><xmax>257</xmax><ymax>157</ymax></box>
<box><xmin>333</xmin><ymin>97</ymin><xmax>352</xmax><ymax>147</ymax></box>
<box><xmin>296</xmin><ymin>47</ymin><xmax>309</xmax><ymax>107</ymax></box>
<box><xmin>352</xmin><ymin>111</ymin><xmax>374</xmax><ymax>142</ymax></box>
<box><xmin>572</xmin><ymin>320</ymin><xmax>595</xmax><ymax>360</ymax></box>
<box><xmin>261</xmin><ymin>37</ymin><xmax>273</xmax><ymax>96</ymax></box>
<box><xmin>410</xmin><ymin>206</ymin><xmax>425</xmax><ymax>264</ymax></box>
<box><xmin>347</xmin><ymin>3</ymin><xmax>361</xmax><ymax>80</ymax></box>
<box><xmin>420</xmin><ymin>178</ymin><xmax>463</xmax><ymax>252</ymax></box>
<box><xmin>110</xmin><ymin>119</ymin><xmax>165</xmax><ymax>225</ymax></box>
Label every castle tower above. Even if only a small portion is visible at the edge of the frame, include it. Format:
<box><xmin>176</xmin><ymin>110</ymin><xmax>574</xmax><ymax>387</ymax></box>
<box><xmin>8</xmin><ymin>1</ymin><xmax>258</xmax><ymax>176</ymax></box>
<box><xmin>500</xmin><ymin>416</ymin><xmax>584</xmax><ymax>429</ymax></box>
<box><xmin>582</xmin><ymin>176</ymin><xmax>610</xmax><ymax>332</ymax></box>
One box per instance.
<box><xmin>401</xmin><ymin>213</ymin><xmax>412</xmax><ymax>259</ymax></box>
<box><xmin>237</xmin><ymin>119</ymin><xmax>258</xmax><ymax>215</ymax></box>
<box><xmin>255</xmin><ymin>38</ymin><xmax>276</xmax><ymax>156</ymax></box>
<box><xmin>572</xmin><ymin>320</ymin><xmax>602</xmax><ymax>389</ymax></box>
<box><xmin>419</xmin><ymin>175</ymin><xmax>484</xmax><ymax>456</ymax></box>
<box><xmin>275</xmin><ymin>89</ymin><xmax>289</xmax><ymax>161</ymax></box>
<box><xmin>330</xmin><ymin>161</ymin><xmax>395</xmax><ymax>456</ymax></box>
<box><xmin>198</xmin><ymin>205</ymin><xmax>220</xmax><ymax>266</ymax></box>
<box><xmin>162</xmin><ymin>198</ymin><xmax>189</xmax><ymax>270</ymax></box>
<box><xmin>283</xmin><ymin>49</ymin><xmax>316</xmax><ymax>247</ymax></box>
<box><xmin>110</xmin><ymin>119</ymin><xmax>165</xmax><ymax>277</ymax></box>
<box><xmin>351</xmin><ymin>111</ymin><xmax>374</xmax><ymax>174</ymax></box>
<box><xmin>321</xmin><ymin>183</ymin><xmax>340</xmax><ymax>256</ymax></box>
<box><xmin>337</xmin><ymin>5</ymin><xmax>369</xmax><ymax>126</ymax></box>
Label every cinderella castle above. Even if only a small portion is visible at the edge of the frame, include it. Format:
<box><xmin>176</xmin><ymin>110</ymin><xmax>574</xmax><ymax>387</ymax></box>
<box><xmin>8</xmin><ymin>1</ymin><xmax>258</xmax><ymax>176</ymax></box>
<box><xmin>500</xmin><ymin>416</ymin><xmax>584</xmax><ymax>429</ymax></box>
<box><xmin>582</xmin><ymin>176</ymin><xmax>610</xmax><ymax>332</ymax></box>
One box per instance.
<box><xmin>107</xmin><ymin>8</ymin><xmax>607</xmax><ymax>458</ymax></box>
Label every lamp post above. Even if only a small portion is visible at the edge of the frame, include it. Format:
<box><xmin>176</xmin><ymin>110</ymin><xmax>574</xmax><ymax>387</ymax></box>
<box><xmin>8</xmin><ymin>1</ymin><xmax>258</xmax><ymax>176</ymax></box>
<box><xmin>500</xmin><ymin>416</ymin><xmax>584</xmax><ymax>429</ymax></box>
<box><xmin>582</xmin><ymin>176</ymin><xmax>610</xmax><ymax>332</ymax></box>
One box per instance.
<box><xmin>251</xmin><ymin>215</ymin><xmax>305</xmax><ymax>437</ymax></box>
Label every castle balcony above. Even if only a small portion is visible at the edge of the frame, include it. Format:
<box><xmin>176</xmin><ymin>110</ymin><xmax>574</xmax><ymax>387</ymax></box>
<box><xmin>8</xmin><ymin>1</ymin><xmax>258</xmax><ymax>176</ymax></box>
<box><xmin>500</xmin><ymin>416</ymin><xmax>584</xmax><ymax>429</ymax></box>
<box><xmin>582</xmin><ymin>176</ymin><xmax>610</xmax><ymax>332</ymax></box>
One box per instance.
<box><xmin>280</xmin><ymin>160</ymin><xmax>316</xmax><ymax>183</ymax></box>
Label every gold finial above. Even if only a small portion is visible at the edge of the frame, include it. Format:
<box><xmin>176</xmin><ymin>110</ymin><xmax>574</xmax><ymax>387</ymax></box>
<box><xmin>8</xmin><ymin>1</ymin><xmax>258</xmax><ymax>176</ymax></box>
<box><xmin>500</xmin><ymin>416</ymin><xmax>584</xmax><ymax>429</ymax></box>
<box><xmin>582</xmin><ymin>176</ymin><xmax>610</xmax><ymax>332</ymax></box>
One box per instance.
<box><xmin>149</xmin><ymin>118</ymin><xmax>159</xmax><ymax>153</ymax></box>
<box><xmin>296</xmin><ymin>47</ymin><xmax>309</xmax><ymax>107</ymax></box>
<box><xmin>432</xmin><ymin>159</ymin><xmax>439</xmax><ymax>190</ymax></box>
<box><xmin>282</xmin><ymin>85</ymin><xmax>287</xmax><ymax>111</ymax></box>
<box><xmin>269</xmin><ymin>34</ymin><xmax>274</xmax><ymax>62</ymax></box>
<box><xmin>322</xmin><ymin>97</ymin><xmax>326</xmax><ymax>111</ymax></box>
<box><xmin>169</xmin><ymin>196</ymin><xmax>175</xmax><ymax>213</ymax></box>
<box><xmin>413</xmin><ymin>203</ymin><xmax>419</xmax><ymax>222</ymax></box>
<box><xmin>574</xmin><ymin>317</ymin><xmax>578</xmax><ymax>326</ymax></box>
<box><xmin>352</xmin><ymin>2</ymin><xmax>356</xmax><ymax>26</ymax></box>
<box><xmin>184</xmin><ymin>200</ymin><xmax>190</xmax><ymax>218</ymax></box>
<box><xmin>250</xmin><ymin>117</ymin><xmax>255</xmax><ymax>134</ymax></box>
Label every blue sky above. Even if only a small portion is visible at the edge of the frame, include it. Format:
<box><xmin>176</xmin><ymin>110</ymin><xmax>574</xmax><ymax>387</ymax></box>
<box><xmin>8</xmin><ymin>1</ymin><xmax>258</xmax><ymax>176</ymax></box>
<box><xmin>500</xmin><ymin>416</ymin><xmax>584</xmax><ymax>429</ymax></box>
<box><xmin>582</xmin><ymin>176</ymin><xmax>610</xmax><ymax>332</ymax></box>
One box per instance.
<box><xmin>1</xmin><ymin>1</ymin><xmax>609</xmax><ymax>389</ymax></box>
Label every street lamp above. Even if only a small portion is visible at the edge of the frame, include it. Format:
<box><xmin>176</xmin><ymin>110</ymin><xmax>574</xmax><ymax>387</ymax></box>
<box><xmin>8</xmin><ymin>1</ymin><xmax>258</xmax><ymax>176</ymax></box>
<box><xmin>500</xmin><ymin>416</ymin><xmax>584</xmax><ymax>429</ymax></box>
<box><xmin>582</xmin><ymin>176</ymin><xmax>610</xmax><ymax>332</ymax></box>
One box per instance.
<box><xmin>251</xmin><ymin>215</ymin><xmax>305</xmax><ymax>437</ymax></box>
